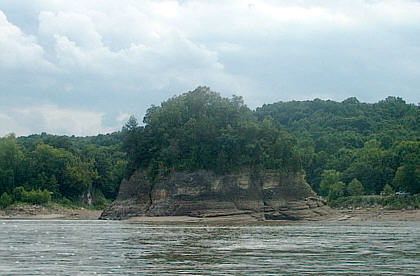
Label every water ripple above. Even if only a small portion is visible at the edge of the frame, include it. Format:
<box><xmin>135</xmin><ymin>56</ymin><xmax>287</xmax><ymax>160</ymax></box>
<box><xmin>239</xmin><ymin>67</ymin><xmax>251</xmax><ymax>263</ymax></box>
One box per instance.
<box><xmin>0</xmin><ymin>220</ymin><xmax>419</xmax><ymax>275</ymax></box>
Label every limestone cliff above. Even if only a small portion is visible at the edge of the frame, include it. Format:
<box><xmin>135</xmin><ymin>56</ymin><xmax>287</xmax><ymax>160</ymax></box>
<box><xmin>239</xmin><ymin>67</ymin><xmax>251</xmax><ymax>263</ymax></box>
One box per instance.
<box><xmin>100</xmin><ymin>169</ymin><xmax>331</xmax><ymax>220</ymax></box>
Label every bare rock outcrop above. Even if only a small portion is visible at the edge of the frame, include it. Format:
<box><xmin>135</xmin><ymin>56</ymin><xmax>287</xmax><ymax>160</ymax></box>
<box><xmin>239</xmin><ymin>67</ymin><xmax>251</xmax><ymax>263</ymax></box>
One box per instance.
<box><xmin>100</xmin><ymin>169</ymin><xmax>331</xmax><ymax>221</ymax></box>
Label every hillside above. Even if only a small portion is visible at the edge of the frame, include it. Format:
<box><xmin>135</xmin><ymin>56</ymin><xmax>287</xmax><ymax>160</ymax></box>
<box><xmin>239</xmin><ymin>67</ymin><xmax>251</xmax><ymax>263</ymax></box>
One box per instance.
<box><xmin>255</xmin><ymin>96</ymin><xmax>419</xmax><ymax>195</ymax></box>
<box><xmin>1</xmin><ymin>88</ymin><xmax>418</xmax><ymax>211</ymax></box>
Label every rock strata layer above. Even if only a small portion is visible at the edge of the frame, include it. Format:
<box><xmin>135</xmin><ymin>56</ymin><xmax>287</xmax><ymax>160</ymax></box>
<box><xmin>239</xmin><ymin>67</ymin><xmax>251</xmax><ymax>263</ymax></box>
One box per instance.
<box><xmin>100</xmin><ymin>170</ymin><xmax>331</xmax><ymax>220</ymax></box>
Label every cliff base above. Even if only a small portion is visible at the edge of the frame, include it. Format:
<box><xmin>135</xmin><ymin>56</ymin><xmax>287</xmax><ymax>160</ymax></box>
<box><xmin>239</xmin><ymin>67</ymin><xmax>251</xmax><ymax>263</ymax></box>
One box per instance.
<box><xmin>100</xmin><ymin>170</ymin><xmax>333</xmax><ymax>221</ymax></box>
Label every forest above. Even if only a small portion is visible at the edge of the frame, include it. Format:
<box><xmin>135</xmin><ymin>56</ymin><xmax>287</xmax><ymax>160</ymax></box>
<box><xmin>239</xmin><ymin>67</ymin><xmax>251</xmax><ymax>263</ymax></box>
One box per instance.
<box><xmin>1</xmin><ymin>87</ymin><xmax>418</xmax><ymax>208</ymax></box>
<box><xmin>0</xmin><ymin>132</ymin><xmax>126</xmax><ymax>207</ymax></box>
<box><xmin>256</xmin><ymin>95</ymin><xmax>419</xmax><ymax>197</ymax></box>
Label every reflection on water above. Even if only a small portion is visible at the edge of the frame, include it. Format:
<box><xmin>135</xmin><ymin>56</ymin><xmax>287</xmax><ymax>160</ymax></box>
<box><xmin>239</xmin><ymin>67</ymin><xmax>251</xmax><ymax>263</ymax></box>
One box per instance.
<box><xmin>0</xmin><ymin>220</ymin><xmax>419</xmax><ymax>275</ymax></box>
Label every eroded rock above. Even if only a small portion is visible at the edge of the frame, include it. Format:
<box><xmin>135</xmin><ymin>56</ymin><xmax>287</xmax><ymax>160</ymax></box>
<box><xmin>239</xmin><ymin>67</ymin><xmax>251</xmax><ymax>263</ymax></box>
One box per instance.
<box><xmin>100</xmin><ymin>169</ymin><xmax>331</xmax><ymax>220</ymax></box>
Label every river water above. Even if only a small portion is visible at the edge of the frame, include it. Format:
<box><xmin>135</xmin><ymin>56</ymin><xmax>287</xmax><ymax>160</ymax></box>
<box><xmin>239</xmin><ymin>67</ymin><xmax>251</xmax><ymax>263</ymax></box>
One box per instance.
<box><xmin>0</xmin><ymin>220</ymin><xmax>419</xmax><ymax>275</ymax></box>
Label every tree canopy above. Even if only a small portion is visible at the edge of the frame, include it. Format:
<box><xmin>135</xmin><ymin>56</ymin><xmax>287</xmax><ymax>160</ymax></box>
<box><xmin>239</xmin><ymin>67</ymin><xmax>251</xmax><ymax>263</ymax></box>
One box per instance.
<box><xmin>1</xmin><ymin>88</ymin><xmax>418</xmax><ymax>207</ymax></box>
<box><xmin>123</xmin><ymin>87</ymin><xmax>301</xmax><ymax>175</ymax></box>
<box><xmin>256</xmin><ymin>96</ymin><xmax>419</xmax><ymax>194</ymax></box>
<box><xmin>0</xmin><ymin>131</ymin><xmax>126</xmax><ymax>204</ymax></box>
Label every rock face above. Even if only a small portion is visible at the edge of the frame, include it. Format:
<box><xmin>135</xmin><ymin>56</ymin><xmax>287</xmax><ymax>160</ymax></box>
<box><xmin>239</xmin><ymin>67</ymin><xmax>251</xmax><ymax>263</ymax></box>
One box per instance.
<box><xmin>100</xmin><ymin>169</ymin><xmax>331</xmax><ymax>220</ymax></box>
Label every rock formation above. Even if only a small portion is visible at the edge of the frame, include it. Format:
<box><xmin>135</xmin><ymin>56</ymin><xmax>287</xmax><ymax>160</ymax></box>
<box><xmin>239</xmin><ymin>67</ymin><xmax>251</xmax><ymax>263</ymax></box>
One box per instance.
<box><xmin>100</xmin><ymin>169</ymin><xmax>331</xmax><ymax>220</ymax></box>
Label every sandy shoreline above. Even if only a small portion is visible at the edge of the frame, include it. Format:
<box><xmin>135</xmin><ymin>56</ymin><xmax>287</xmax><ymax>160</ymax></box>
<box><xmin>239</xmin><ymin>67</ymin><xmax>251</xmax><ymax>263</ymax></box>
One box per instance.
<box><xmin>0</xmin><ymin>204</ymin><xmax>102</xmax><ymax>220</ymax></box>
<box><xmin>1</xmin><ymin>204</ymin><xmax>419</xmax><ymax>222</ymax></box>
<box><xmin>122</xmin><ymin>208</ymin><xmax>420</xmax><ymax>223</ymax></box>
<box><xmin>334</xmin><ymin>207</ymin><xmax>420</xmax><ymax>222</ymax></box>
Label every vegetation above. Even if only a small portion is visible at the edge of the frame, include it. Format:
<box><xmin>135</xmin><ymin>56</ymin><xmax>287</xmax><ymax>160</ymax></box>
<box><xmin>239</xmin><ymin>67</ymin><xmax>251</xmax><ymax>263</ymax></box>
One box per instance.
<box><xmin>347</xmin><ymin>178</ymin><xmax>364</xmax><ymax>196</ymax></box>
<box><xmin>0</xmin><ymin>192</ymin><xmax>13</xmax><ymax>209</ymax></box>
<box><xmin>382</xmin><ymin>184</ymin><xmax>395</xmax><ymax>196</ymax></box>
<box><xmin>123</xmin><ymin>87</ymin><xmax>301</xmax><ymax>175</ymax></box>
<box><xmin>256</xmin><ymin>96</ymin><xmax>419</xmax><ymax>196</ymax></box>
<box><xmin>329</xmin><ymin>195</ymin><xmax>420</xmax><ymax>210</ymax></box>
<box><xmin>1</xmin><ymin>87</ymin><xmax>418</xmax><ymax>209</ymax></box>
<box><xmin>0</xmin><ymin>132</ymin><xmax>126</xmax><ymax>207</ymax></box>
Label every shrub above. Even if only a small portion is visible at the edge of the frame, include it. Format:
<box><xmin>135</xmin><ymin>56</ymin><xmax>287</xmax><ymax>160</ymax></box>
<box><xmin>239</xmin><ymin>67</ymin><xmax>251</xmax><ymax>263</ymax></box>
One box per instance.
<box><xmin>93</xmin><ymin>192</ymin><xmax>108</xmax><ymax>208</ymax></box>
<box><xmin>382</xmin><ymin>184</ymin><xmax>395</xmax><ymax>196</ymax></box>
<box><xmin>40</xmin><ymin>189</ymin><xmax>52</xmax><ymax>203</ymax></box>
<box><xmin>12</xmin><ymin>186</ymin><xmax>26</xmax><ymax>201</ymax></box>
<box><xmin>22</xmin><ymin>189</ymin><xmax>51</xmax><ymax>205</ymax></box>
<box><xmin>0</xmin><ymin>192</ymin><xmax>13</xmax><ymax>209</ymax></box>
<box><xmin>329</xmin><ymin>194</ymin><xmax>420</xmax><ymax>209</ymax></box>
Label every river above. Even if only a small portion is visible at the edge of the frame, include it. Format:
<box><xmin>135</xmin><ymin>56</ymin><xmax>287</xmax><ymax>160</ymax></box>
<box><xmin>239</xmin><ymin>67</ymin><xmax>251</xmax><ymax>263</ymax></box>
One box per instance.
<box><xmin>0</xmin><ymin>220</ymin><xmax>419</xmax><ymax>275</ymax></box>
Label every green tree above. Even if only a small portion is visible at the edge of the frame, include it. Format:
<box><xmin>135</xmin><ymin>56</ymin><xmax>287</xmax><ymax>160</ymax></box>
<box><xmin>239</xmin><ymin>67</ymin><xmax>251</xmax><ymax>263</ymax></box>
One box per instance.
<box><xmin>382</xmin><ymin>184</ymin><xmax>395</xmax><ymax>195</ymax></box>
<box><xmin>0</xmin><ymin>135</ymin><xmax>25</xmax><ymax>194</ymax></box>
<box><xmin>393</xmin><ymin>165</ymin><xmax>419</xmax><ymax>194</ymax></box>
<box><xmin>17</xmin><ymin>131</ymin><xmax>126</xmax><ymax>201</ymax></box>
<box><xmin>343</xmin><ymin>140</ymin><xmax>394</xmax><ymax>194</ymax></box>
<box><xmin>392</xmin><ymin>141</ymin><xmax>420</xmax><ymax>194</ymax></box>
<box><xmin>319</xmin><ymin>170</ymin><xmax>341</xmax><ymax>196</ymax></box>
<box><xmin>328</xmin><ymin>181</ymin><xmax>346</xmax><ymax>201</ymax></box>
<box><xmin>0</xmin><ymin>192</ymin><xmax>13</xmax><ymax>208</ymax></box>
<box><xmin>24</xmin><ymin>189</ymin><xmax>51</xmax><ymax>204</ymax></box>
<box><xmin>347</xmin><ymin>178</ymin><xmax>364</xmax><ymax>196</ymax></box>
<box><xmin>255</xmin><ymin>95</ymin><xmax>418</xmax><ymax>195</ymax></box>
<box><xmin>28</xmin><ymin>144</ymin><xmax>97</xmax><ymax>199</ymax></box>
<box><xmin>12</xmin><ymin>186</ymin><xmax>26</xmax><ymax>201</ymax></box>
<box><xmin>62</xmin><ymin>160</ymin><xmax>98</xmax><ymax>199</ymax></box>
<box><xmin>105</xmin><ymin>159</ymin><xmax>127</xmax><ymax>198</ymax></box>
<box><xmin>123</xmin><ymin>87</ymin><xmax>302</xmax><ymax>175</ymax></box>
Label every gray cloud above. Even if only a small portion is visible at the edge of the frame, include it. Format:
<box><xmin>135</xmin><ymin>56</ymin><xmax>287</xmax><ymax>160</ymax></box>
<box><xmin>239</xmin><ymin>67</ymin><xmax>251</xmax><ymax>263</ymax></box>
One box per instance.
<box><xmin>0</xmin><ymin>0</ymin><xmax>419</xmax><ymax>136</ymax></box>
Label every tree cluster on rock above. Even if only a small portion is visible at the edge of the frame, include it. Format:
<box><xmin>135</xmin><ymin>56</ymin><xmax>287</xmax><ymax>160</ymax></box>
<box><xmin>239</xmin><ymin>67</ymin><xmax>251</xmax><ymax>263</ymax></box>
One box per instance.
<box><xmin>1</xmin><ymin>87</ymin><xmax>418</xmax><ymax>208</ymax></box>
<box><xmin>122</xmin><ymin>87</ymin><xmax>302</xmax><ymax>176</ymax></box>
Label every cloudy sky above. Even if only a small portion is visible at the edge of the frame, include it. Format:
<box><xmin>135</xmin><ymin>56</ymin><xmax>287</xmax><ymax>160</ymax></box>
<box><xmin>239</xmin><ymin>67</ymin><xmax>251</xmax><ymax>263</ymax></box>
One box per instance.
<box><xmin>1</xmin><ymin>0</ymin><xmax>419</xmax><ymax>136</ymax></box>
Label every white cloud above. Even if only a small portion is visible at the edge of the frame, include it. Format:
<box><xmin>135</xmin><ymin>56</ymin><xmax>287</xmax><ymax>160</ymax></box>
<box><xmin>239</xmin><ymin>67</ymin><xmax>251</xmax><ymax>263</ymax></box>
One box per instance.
<box><xmin>34</xmin><ymin>4</ymin><xmax>229</xmax><ymax>89</ymax></box>
<box><xmin>0</xmin><ymin>10</ymin><xmax>53</xmax><ymax>71</ymax></box>
<box><xmin>0</xmin><ymin>105</ymin><xmax>115</xmax><ymax>137</ymax></box>
<box><xmin>116</xmin><ymin>113</ymin><xmax>130</xmax><ymax>123</ymax></box>
<box><xmin>39</xmin><ymin>11</ymin><xmax>103</xmax><ymax>50</ymax></box>
<box><xmin>0</xmin><ymin>0</ymin><xmax>419</xmax><ymax>136</ymax></box>
<box><xmin>2</xmin><ymin>0</ymin><xmax>418</xmax><ymax>87</ymax></box>
<box><xmin>0</xmin><ymin>113</ymin><xmax>24</xmax><ymax>137</ymax></box>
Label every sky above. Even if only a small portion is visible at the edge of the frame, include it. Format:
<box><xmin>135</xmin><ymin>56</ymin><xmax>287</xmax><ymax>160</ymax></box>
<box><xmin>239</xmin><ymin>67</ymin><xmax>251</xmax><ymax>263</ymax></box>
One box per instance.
<box><xmin>0</xmin><ymin>0</ymin><xmax>419</xmax><ymax>136</ymax></box>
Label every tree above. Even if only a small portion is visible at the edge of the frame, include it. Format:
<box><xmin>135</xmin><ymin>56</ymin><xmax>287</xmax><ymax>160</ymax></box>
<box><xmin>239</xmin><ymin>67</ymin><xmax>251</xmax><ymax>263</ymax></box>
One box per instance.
<box><xmin>28</xmin><ymin>144</ymin><xmax>97</xmax><ymax>198</ymax></box>
<box><xmin>347</xmin><ymin>178</ymin><xmax>364</xmax><ymax>196</ymax></box>
<box><xmin>122</xmin><ymin>87</ymin><xmax>302</xmax><ymax>175</ymax></box>
<box><xmin>319</xmin><ymin>170</ymin><xmax>341</xmax><ymax>196</ymax></box>
<box><xmin>392</xmin><ymin>141</ymin><xmax>420</xmax><ymax>194</ymax></box>
<box><xmin>122</xmin><ymin>115</ymin><xmax>138</xmax><ymax>132</ymax></box>
<box><xmin>255</xmin><ymin>96</ymin><xmax>418</xmax><ymax>195</ymax></box>
<box><xmin>12</xmin><ymin>186</ymin><xmax>26</xmax><ymax>201</ymax></box>
<box><xmin>62</xmin><ymin>160</ymin><xmax>98</xmax><ymax>199</ymax></box>
<box><xmin>382</xmin><ymin>184</ymin><xmax>395</xmax><ymax>195</ymax></box>
<box><xmin>0</xmin><ymin>192</ymin><xmax>13</xmax><ymax>208</ymax></box>
<box><xmin>393</xmin><ymin>165</ymin><xmax>420</xmax><ymax>194</ymax></box>
<box><xmin>328</xmin><ymin>181</ymin><xmax>346</xmax><ymax>201</ymax></box>
<box><xmin>0</xmin><ymin>135</ymin><xmax>25</xmax><ymax>194</ymax></box>
<box><xmin>343</xmin><ymin>140</ymin><xmax>394</xmax><ymax>194</ymax></box>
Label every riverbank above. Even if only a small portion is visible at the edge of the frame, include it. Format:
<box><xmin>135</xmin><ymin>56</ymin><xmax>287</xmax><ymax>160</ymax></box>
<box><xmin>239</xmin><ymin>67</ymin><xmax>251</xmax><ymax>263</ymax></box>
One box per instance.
<box><xmin>120</xmin><ymin>208</ymin><xmax>419</xmax><ymax>223</ymax></box>
<box><xmin>335</xmin><ymin>207</ymin><xmax>420</xmax><ymax>222</ymax></box>
<box><xmin>0</xmin><ymin>203</ymin><xmax>102</xmax><ymax>220</ymax></box>
<box><xmin>1</xmin><ymin>204</ymin><xmax>419</xmax><ymax>222</ymax></box>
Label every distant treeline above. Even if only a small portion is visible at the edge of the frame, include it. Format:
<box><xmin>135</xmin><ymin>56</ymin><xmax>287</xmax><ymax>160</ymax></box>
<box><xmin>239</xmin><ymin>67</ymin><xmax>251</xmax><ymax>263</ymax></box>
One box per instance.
<box><xmin>0</xmin><ymin>87</ymin><xmax>418</xmax><ymax>206</ymax></box>
<box><xmin>0</xmin><ymin>132</ymin><xmax>126</xmax><ymax>205</ymax></box>
<box><xmin>255</xmin><ymin>95</ymin><xmax>419</xmax><ymax>197</ymax></box>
